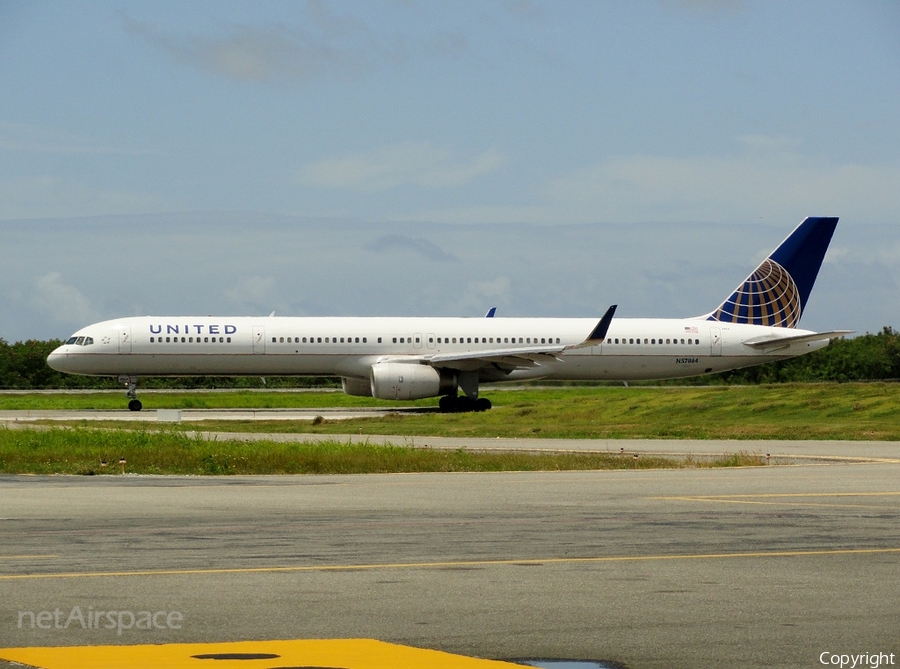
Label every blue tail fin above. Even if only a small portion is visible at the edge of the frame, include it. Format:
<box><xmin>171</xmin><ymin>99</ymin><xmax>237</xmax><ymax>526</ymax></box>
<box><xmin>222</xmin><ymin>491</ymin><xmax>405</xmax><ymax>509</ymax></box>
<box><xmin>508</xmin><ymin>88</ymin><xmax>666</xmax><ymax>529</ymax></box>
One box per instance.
<box><xmin>707</xmin><ymin>217</ymin><xmax>838</xmax><ymax>328</ymax></box>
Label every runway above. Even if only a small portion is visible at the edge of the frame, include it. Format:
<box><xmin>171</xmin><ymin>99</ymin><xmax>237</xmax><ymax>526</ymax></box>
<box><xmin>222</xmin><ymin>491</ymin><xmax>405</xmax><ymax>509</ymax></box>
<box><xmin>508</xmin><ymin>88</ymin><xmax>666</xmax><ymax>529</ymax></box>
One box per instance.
<box><xmin>2</xmin><ymin>447</ymin><xmax>899</xmax><ymax>668</ymax></box>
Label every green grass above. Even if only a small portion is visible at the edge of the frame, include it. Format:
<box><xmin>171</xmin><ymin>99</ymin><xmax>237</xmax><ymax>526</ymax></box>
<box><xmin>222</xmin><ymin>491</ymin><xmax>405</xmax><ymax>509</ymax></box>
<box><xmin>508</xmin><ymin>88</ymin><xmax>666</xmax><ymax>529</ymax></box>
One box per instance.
<box><xmin>0</xmin><ymin>427</ymin><xmax>766</xmax><ymax>476</ymax></box>
<box><xmin>26</xmin><ymin>383</ymin><xmax>899</xmax><ymax>441</ymax></box>
<box><xmin>5</xmin><ymin>384</ymin><xmax>892</xmax><ymax>474</ymax></box>
<box><xmin>5</xmin><ymin>383</ymin><xmax>900</xmax><ymax>441</ymax></box>
<box><xmin>0</xmin><ymin>389</ymin><xmax>407</xmax><ymax>411</ymax></box>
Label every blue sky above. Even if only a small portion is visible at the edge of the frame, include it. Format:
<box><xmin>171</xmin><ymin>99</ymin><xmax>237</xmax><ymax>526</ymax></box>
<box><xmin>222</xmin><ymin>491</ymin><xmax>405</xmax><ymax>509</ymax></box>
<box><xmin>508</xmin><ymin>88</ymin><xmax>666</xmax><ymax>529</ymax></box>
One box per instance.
<box><xmin>1</xmin><ymin>1</ymin><xmax>898</xmax><ymax>341</ymax></box>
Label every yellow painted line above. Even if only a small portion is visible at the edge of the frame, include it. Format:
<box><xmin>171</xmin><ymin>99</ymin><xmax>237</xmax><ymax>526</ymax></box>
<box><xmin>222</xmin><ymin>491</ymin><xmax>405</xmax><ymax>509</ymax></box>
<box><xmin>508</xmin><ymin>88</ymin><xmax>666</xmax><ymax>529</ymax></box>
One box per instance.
<box><xmin>0</xmin><ymin>555</ymin><xmax>58</xmax><ymax>560</ymax></box>
<box><xmin>2</xmin><ymin>547</ymin><xmax>900</xmax><ymax>581</ymax></box>
<box><xmin>653</xmin><ymin>491</ymin><xmax>900</xmax><ymax>510</ymax></box>
<box><xmin>660</xmin><ymin>492</ymin><xmax>900</xmax><ymax>498</ymax></box>
<box><xmin>0</xmin><ymin>638</ymin><xmax>521</xmax><ymax>669</ymax></box>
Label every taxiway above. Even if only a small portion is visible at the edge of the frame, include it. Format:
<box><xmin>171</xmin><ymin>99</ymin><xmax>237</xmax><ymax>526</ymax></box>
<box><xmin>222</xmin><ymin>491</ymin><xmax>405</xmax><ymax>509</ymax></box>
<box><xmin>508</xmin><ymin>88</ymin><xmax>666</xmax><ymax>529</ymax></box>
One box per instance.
<box><xmin>2</xmin><ymin>445</ymin><xmax>899</xmax><ymax>667</ymax></box>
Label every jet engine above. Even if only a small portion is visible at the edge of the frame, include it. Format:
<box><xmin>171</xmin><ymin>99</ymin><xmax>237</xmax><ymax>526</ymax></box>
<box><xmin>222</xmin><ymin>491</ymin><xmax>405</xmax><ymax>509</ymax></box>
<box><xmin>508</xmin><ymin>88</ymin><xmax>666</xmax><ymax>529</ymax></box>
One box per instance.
<box><xmin>369</xmin><ymin>362</ymin><xmax>456</xmax><ymax>400</ymax></box>
<box><xmin>341</xmin><ymin>377</ymin><xmax>373</xmax><ymax>397</ymax></box>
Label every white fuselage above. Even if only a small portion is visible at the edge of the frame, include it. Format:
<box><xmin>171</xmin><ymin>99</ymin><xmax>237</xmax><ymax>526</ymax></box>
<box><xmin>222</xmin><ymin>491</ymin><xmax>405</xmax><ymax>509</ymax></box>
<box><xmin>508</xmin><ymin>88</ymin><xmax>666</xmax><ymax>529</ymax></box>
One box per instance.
<box><xmin>47</xmin><ymin>315</ymin><xmax>828</xmax><ymax>383</ymax></box>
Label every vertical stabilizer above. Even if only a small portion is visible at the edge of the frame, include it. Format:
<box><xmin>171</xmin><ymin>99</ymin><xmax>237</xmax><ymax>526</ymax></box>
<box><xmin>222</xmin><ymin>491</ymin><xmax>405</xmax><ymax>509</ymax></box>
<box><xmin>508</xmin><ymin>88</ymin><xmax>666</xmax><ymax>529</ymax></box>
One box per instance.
<box><xmin>707</xmin><ymin>217</ymin><xmax>838</xmax><ymax>328</ymax></box>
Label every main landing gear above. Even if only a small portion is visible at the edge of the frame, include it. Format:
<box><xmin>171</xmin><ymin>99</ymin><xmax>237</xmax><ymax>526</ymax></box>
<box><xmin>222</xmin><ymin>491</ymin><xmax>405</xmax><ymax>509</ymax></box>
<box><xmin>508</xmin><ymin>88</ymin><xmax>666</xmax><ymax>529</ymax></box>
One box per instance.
<box><xmin>439</xmin><ymin>370</ymin><xmax>491</xmax><ymax>413</ymax></box>
<box><xmin>119</xmin><ymin>375</ymin><xmax>142</xmax><ymax>412</ymax></box>
<box><xmin>439</xmin><ymin>395</ymin><xmax>492</xmax><ymax>413</ymax></box>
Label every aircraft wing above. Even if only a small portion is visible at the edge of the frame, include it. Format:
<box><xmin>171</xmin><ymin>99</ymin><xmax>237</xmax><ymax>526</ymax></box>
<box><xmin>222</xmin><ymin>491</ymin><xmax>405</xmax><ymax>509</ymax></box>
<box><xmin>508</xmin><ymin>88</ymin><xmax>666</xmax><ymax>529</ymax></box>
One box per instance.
<box><xmin>384</xmin><ymin>305</ymin><xmax>618</xmax><ymax>373</ymax></box>
<box><xmin>426</xmin><ymin>344</ymin><xmax>567</xmax><ymax>372</ymax></box>
<box><xmin>742</xmin><ymin>329</ymin><xmax>854</xmax><ymax>351</ymax></box>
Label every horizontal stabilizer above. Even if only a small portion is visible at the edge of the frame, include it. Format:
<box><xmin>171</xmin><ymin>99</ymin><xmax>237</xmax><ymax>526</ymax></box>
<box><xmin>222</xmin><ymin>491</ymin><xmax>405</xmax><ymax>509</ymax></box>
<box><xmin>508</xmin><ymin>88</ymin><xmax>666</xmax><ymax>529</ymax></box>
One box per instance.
<box><xmin>743</xmin><ymin>330</ymin><xmax>854</xmax><ymax>350</ymax></box>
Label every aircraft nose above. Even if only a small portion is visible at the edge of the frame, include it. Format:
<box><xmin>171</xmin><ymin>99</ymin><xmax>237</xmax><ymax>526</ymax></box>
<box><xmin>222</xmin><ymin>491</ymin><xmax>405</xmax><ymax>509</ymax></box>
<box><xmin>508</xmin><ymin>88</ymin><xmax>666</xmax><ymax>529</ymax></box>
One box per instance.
<box><xmin>46</xmin><ymin>347</ymin><xmax>69</xmax><ymax>373</ymax></box>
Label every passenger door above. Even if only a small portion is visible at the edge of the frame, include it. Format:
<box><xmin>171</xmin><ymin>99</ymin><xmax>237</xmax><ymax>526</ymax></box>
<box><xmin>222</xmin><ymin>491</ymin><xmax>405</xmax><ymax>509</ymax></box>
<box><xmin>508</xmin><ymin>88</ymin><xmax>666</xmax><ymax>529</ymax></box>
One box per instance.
<box><xmin>118</xmin><ymin>325</ymin><xmax>132</xmax><ymax>354</ymax></box>
<box><xmin>253</xmin><ymin>326</ymin><xmax>266</xmax><ymax>354</ymax></box>
<box><xmin>710</xmin><ymin>327</ymin><xmax>722</xmax><ymax>356</ymax></box>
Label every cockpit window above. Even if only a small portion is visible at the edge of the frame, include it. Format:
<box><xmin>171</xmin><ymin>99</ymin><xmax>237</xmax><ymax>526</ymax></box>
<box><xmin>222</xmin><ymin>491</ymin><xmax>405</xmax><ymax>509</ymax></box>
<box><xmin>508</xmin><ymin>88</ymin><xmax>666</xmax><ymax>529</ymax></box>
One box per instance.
<box><xmin>65</xmin><ymin>336</ymin><xmax>94</xmax><ymax>347</ymax></box>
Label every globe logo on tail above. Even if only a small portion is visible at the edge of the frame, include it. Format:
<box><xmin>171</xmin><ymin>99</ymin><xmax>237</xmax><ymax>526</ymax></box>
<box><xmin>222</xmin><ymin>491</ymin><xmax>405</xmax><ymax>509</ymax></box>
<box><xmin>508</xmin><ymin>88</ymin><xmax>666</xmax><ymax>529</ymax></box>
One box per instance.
<box><xmin>710</xmin><ymin>259</ymin><xmax>802</xmax><ymax>328</ymax></box>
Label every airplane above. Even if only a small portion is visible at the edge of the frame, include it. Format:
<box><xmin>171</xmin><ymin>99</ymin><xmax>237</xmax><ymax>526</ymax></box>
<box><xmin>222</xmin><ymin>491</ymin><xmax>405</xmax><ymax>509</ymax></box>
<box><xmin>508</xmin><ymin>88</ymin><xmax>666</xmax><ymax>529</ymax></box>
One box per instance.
<box><xmin>47</xmin><ymin>217</ymin><xmax>851</xmax><ymax>413</ymax></box>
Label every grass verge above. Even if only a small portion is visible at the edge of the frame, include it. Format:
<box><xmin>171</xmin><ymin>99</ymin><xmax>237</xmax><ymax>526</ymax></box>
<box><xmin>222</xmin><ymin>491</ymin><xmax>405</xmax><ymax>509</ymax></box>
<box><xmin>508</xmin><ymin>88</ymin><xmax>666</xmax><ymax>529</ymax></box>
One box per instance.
<box><xmin>0</xmin><ymin>426</ymin><xmax>766</xmax><ymax>475</ymax></box>
<box><xmin>19</xmin><ymin>383</ymin><xmax>900</xmax><ymax>441</ymax></box>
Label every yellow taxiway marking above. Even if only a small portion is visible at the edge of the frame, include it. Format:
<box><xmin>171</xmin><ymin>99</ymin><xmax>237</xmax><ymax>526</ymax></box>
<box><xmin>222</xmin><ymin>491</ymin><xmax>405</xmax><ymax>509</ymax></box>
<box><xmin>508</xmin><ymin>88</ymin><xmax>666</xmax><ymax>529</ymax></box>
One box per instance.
<box><xmin>0</xmin><ymin>555</ymin><xmax>57</xmax><ymax>560</ymax></box>
<box><xmin>0</xmin><ymin>638</ymin><xmax>522</xmax><ymax>669</ymax></box>
<box><xmin>653</xmin><ymin>491</ymin><xmax>900</xmax><ymax>510</ymax></box>
<box><xmin>3</xmin><ymin>547</ymin><xmax>900</xmax><ymax>581</ymax></box>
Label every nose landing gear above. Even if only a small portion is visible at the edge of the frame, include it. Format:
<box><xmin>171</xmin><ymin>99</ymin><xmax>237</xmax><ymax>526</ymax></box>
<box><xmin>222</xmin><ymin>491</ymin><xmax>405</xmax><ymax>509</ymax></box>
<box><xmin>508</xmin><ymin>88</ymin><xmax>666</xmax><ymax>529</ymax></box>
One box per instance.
<box><xmin>119</xmin><ymin>375</ymin><xmax>142</xmax><ymax>412</ymax></box>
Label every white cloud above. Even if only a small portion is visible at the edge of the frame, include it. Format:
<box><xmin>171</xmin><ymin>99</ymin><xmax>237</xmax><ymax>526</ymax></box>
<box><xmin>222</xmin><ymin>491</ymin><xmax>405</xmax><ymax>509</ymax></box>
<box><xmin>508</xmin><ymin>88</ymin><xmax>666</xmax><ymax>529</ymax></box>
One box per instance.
<box><xmin>298</xmin><ymin>143</ymin><xmax>503</xmax><ymax>193</ymax></box>
<box><xmin>470</xmin><ymin>275</ymin><xmax>511</xmax><ymax>300</ymax></box>
<box><xmin>32</xmin><ymin>273</ymin><xmax>97</xmax><ymax>325</ymax></box>
<box><xmin>123</xmin><ymin>7</ymin><xmax>465</xmax><ymax>85</ymax></box>
<box><xmin>541</xmin><ymin>138</ymin><xmax>900</xmax><ymax>224</ymax></box>
<box><xmin>366</xmin><ymin>235</ymin><xmax>457</xmax><ymax>262</ymax></box>
<box><xmin>0</xmin><ymin>176</ymin><xmax>158</xmax><ymax>220</ymax></box>
<box><xmin>0</xmin><ymin>121</ymin><xmax>159</xmax><ymax>156</ymax></box>
<box><xmin>225</xmin><ymin>276</ymin><xmax>277</xmax><ymax>307</ymax></box>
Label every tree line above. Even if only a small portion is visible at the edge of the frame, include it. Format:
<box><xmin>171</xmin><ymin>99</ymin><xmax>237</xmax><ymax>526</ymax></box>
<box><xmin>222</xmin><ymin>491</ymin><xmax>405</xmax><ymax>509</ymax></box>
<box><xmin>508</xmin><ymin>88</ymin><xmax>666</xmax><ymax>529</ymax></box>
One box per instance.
<box><xmin>1</xmin><ymin>329</ymin><xmax>899</xmax><ymax>389</ymax></box>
